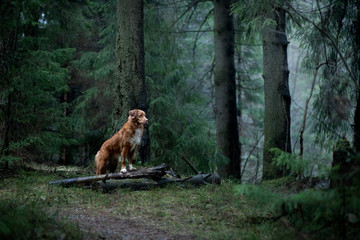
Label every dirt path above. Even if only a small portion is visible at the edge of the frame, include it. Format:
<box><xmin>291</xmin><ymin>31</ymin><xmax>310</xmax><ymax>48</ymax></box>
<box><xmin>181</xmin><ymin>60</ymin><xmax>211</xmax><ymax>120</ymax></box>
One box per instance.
<box><xmin>58</xmin><ymin>206</ymin><xmax>196</xmax><ymax>240</ymax></box>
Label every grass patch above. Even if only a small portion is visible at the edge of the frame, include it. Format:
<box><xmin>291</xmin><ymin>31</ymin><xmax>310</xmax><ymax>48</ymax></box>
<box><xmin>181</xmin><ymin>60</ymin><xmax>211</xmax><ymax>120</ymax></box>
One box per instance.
<box><xmin>111</xmin><ymin>183</ymin><xmax>296</xmax><ymax>239</ymax></box>
<box><xmin>0</xmin><ymin>199</ymin><xmax>81</xmax><ymax>240</ymax></box>
<box><xmin>0</xmin><ymin>168</ymin><xmax>301</xmax><ymax>239</ymax></box>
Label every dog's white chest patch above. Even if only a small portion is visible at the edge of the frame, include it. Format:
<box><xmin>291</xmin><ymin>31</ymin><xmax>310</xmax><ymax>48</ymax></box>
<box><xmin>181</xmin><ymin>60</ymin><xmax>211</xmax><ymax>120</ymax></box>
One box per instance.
<box><xmin>130</xmin><ymin>128</ymin><xmax>142</xmax><ymax>151</ymax></box>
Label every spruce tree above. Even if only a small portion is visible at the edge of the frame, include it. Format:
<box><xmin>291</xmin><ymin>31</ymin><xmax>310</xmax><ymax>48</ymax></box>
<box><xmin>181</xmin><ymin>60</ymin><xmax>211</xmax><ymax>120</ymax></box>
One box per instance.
<box><xmin>262</xmin><ymin>6</ymin><xmax>291</xmax><ymax>179</ymax></box>
<box><xmin>0</xmin><ymin>0</ymin><xmax>76</xmax><ymax>164</ymax></box>
<box><xmin>214</xmin><ymin>0</ymin><xmax>241</xmax><ymax>178</ymax></box>
<box><xmin>114</xmin><ymin>0</ymin><xmax>149</xmax><ymax>164</ymax></box>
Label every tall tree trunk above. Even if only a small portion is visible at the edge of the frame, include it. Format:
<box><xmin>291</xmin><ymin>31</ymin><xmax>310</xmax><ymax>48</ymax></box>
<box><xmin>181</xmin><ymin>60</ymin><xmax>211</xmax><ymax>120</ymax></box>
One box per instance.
<box><xmin>262</xmin><ymin>8</ymin><xmax>291</xmax><ymax>179</ymax></box>
<box><xmin>114</xmin><ymin>0</ymin><xmax>150</xmax><ymax>164</ymax></box>
<box><xmin>353</xmin><ymin>1</ymin><xmax>360</xmax><ymax>153</ymax></box>
<box><xmin>214</xmin><ymin>0</ymin><xmax>241</xmax><ymax>179</ymax></box>
<box><xmin>61</xmin><ymin>90</ymin><xmax>68</xmax><ymax>165</ymax></box>
<box><xmin>1</xmin><ymin>94</ymin><xmax>12</xmax><ymax>168</ymax></box>
<box><xmin>354</xmin><ymin>91</ymin><xmax>360</xmax><ymax>153</ymax></box>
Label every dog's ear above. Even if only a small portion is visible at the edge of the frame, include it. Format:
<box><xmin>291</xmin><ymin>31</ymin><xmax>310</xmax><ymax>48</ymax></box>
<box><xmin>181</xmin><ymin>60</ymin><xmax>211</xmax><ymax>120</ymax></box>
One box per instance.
<box><xmin>129</xmin><ymin>109</ymin><xmax>137</xmax><ymax>119</ymax></box>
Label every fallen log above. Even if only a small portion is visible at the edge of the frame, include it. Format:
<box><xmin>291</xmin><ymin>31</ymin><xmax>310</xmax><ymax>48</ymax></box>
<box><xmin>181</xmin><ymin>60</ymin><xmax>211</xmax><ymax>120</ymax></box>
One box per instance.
<box><xmin>182</xmin><ymin>173</ymin><xmax>221</xmax><ymax>185</ymax></box>
<box><xmin>179</xmin><ymin>154</ymin><xmax>221</xmax><ymax>184</ymax></box>
<box><xmin>49</xmin><ymin>163</ymin><xmax>167</xmax><ymax>186</ymax></box>
<box><xmin>98</xmin><ymin>178</ymin><xmax>181</xmax><ymax>191</ymax></box>
<box><xmin>98</xmin><ymin>173</ymin><xmax>221</xmax><ymax>191</ymax></box>
<box><xmin>49</xmin><ymin>160</ymin><xmax>221</xmax><ymax>191</ymax></box>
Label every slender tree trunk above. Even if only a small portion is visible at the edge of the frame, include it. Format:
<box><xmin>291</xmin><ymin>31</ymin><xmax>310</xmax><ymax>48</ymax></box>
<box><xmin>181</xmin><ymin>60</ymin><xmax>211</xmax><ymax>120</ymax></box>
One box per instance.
<box><xmin>354</xmin><ymin>91</ymin><xmax>360</xmax><ymax>152</ymax></box>
<box><xmin>61</xmin><ymin>90</ymin><xmax>68</xmax><ymax>165</ymax></box>
<box><xmin>234</xmin><ymin>15</ymin><xmax>242</xmax><ymax>138</ymax></box>
<box><xmin>114</xmin><ymin>0</ymin><xmax>150</xmax><ymax>164</ymax></box>
<box><xmin>1</xmin><ymin>94</ymin><xmax>11</xmax><ymax>168</ymax></box>
<box><xmin>214</xmin><ymin>0</ymin><xmax>241</xmax><ymax>179</ymax></box>
<box><xmin>300</xmin><ymin>60</ymin><xmax>319</xmax><ymax>157</ymax></box>
<box><xmin>353</xmin><ymin>1</ymin><xmax>360</xmax><ymax>153</ymax></box>
<box><xmin>262</xmin><ymin>8</ymin><xmax>291</xmax><ymax>179</ymax></box>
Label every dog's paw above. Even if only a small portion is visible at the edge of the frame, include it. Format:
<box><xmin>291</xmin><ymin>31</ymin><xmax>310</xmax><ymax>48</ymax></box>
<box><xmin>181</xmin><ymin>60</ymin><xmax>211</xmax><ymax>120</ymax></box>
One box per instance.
<box><xmin>120</xmin><ymin>168</ymin><xmax>127</xmax><ymax>174</ymax></box>
<box><xmin>129</xmin><ymin>164</ymin><xmax>136</xmax><ymax>171</ymax></box>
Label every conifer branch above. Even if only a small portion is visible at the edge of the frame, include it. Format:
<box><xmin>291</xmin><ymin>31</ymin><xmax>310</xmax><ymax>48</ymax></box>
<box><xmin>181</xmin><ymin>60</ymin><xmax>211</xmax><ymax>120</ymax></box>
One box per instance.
<box><xmin>284</xmin><ymin>2</ymin><xmax>358</xmax><ymax>89</ymax></box>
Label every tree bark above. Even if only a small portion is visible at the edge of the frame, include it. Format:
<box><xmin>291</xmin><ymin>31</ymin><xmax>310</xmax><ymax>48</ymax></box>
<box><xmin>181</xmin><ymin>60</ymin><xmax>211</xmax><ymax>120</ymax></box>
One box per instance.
<box><xmin>114</xmin><ymin>0</ymin><xmax>150</xmax><ymax>164</ymax></box>
<box><xmin>262</xmin><ymin>8</ymin><xmax>291</xmax><ymax>179</ymax></box>
<box><xmin>353</xmin><ymin>1</ymin><xmax>360</xmax><ymax>153</ymax></box>
<box><xmin>354</xmin><ymin>90</ymin><xmax>360</xmax><ymax>152</ymax></box>
<box><xmin>214</xmin><ymin>0</ymin><xmax>241</xmax><ymax>179</ymax></box>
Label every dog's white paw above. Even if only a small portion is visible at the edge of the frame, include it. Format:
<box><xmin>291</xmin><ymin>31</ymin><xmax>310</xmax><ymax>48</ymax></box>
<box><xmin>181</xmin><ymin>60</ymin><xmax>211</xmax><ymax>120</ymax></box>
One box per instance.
<box><xmin>129</xmin><ymin>164</ymin><xmax>136</xmax><ymax>171</ymax></box>
<box><xmin>120</xmin><ymin>168</ymin><xmax>127</xmax><ymax>173</ymax></box>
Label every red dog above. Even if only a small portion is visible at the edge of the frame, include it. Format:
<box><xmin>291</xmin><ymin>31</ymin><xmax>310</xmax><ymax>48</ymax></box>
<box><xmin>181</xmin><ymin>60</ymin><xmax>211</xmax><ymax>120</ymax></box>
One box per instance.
<box><xmin>95</xmin><ymin>109</ymin><xmax>148</xmax><ymax>175</ymax></box>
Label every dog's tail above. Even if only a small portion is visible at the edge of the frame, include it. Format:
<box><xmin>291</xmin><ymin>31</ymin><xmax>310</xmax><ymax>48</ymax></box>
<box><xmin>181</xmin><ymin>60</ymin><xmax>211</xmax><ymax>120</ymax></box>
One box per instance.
<box><xmin>95</xmin><ymin>151</ymin><xmax>98</xmax><ymax>163</ymax></box>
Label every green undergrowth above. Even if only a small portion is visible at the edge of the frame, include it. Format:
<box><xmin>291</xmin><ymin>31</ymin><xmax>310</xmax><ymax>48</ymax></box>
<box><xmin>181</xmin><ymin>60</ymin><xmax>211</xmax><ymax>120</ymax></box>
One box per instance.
<box><xmin>0</xmin><ymin>200</ymin><xmax>81</xmax><ymax>240</ymax></box>
<box><xmin>236</xmin><ymin>176</ymin><xmax>360</xmax><ymax>240</ymax></box>
<box><xmin>0</xmin><ymin>168</ymin><xmax>301</xmax><ymax>240</ymax></box>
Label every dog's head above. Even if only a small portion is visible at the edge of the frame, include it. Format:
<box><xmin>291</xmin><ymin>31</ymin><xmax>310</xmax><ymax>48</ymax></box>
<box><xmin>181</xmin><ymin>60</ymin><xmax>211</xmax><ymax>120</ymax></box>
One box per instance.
<box><xmin>128</xmin><ymin>109</ymin><xmax>148</xmax><ymax>126</ymax></box>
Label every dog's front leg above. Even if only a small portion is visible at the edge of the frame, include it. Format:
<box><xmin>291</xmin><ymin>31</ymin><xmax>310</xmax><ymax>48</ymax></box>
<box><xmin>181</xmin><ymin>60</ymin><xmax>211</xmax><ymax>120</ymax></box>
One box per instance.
<box><xmin>128</xmin><ymin>146</ymin><xmax>138</xmax><ymax>171</ymax></box>
<box><xmin>120</xmin><ymin>148</ymin><xmax>129</xmax><ymax>173</ymax></box>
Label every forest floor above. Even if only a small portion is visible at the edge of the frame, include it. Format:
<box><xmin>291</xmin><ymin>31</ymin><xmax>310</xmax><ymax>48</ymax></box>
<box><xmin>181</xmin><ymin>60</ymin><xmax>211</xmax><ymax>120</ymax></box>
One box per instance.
<box><xmin>0</xmin><ymin>163</ymin><xmax>302</xmax><ymax>240</ymax></box>
<box><xmin>56</xmin><ymin>205</ymin><xmax>194</xmax><ymax>240</ymax></box>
